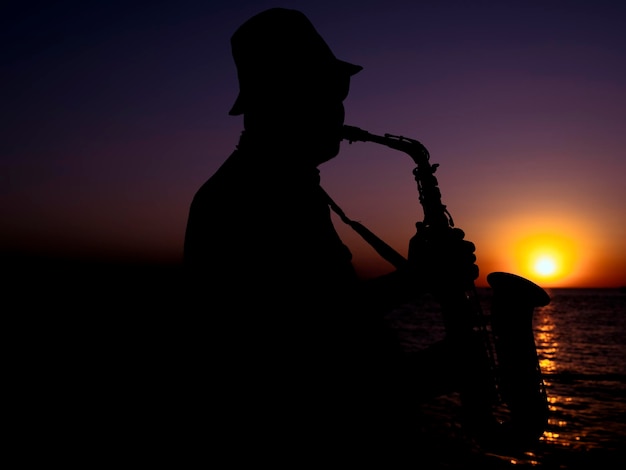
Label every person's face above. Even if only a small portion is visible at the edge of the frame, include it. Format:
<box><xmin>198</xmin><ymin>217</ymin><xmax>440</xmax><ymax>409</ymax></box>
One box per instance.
<box><xmin>244</xmin><ymin>71</ymin><xmax>351</xmax><ymax>165</ymax></box>
<box><xmin>286</xmin><ymin>71</ymin><xmax>351</xmax><ymax>165</ymax></box>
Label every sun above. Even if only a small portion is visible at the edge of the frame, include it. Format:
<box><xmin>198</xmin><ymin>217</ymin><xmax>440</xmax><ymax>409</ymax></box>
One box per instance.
<box><xmin>513</xmin><ymin>233</ymin><xmax>577</xmax><ymax>285</ymax></box>
<box><xmin>534</xmin><ymin>256</ymin><xmax>557</xmax><ymax>276</ymax></box>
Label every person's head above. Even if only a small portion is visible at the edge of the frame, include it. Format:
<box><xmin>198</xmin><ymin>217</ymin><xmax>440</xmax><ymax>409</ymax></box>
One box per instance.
<box><xmin>229</xmin><ymin>8</ymin><xmax>362</xmax><ymax>164</ymax></box>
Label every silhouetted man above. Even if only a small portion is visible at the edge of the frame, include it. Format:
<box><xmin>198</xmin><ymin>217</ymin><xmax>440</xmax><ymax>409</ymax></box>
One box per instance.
<box><xmin>183</xmin><ymin>7</ymin><xmax>477</xmax><ymax>467</ymax></box>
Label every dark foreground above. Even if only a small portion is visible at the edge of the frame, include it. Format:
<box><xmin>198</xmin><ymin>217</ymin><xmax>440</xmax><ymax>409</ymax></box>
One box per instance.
<box><xmin>6</xmin><ymin>257</ymin><xmax>625</xmax><ymax>468</ymax></box>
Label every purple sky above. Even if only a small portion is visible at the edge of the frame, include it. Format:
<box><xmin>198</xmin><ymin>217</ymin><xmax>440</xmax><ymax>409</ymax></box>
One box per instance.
<box><xmin>2</xmin><ymin>1</ymin><xmax>625</xmax><ymax>287</ymax></box>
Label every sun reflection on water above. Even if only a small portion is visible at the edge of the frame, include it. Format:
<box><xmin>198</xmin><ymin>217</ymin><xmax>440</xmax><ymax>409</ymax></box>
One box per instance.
<box><xmin>535</xmin><ymin>303</ymin><xmax>566</xmax><ymax>447</ymax></box>
<box><xmin>534</xmin><ymin>302</ymin><xmax>589</xmax><ymax>451</ymax></box>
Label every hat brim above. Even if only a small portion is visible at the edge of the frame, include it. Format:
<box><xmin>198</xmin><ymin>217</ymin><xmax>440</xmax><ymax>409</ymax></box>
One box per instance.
<box><xmin>228</xmin><ymin>60</ymin><xmax>363</xmax><ymax>116</ymax></box>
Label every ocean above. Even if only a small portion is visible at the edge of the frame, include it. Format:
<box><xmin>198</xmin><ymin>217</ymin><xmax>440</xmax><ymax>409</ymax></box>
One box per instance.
<box><xmin>385</xmin><ymin>287</ymin><xmax>626</xmax><ymax>469</ymax></box>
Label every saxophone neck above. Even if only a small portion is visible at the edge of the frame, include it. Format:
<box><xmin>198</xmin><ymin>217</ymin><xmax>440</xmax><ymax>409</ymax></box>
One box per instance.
<box><xmin>342</xmin><ymin>125</ymin><xmax>428</xmax><ymax>163</ymax></box>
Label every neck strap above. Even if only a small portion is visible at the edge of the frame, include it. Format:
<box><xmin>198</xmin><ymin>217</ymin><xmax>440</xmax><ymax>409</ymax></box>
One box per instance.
<box><xmin>319</xmin><ymin>186</ymin><xmax>407</xmax><ymax>270</ymax></box>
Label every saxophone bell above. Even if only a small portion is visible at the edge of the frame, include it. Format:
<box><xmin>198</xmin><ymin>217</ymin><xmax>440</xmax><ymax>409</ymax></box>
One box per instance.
<box><xmin>488</xmin><ymin>272</ymin><xmax>550</xmax><ymax>444</ymax></box>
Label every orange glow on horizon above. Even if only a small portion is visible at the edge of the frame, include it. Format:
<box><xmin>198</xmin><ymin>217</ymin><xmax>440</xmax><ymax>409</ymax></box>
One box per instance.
<box><xmin>480</xmin><ymin>212</ymin><xmax>603</xmax><ymax>288</ymax></box>
<box><xmin>340</xmin><ymin>209</ymin><xmax>624</xmax><ymax>289</ymax></box>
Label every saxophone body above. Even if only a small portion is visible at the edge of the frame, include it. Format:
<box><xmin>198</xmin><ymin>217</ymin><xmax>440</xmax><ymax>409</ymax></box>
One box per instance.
<box><xmin>342</xmin><ymin>125</ymin><xmax>550</xmax><ymax>448</ymax></box>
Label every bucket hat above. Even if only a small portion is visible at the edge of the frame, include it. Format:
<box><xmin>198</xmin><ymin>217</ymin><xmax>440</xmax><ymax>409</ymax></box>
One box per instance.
<box><xmin>228</xmin><ymin>8</ymin><xmax>362</xmax><ymax>115</ymax></box>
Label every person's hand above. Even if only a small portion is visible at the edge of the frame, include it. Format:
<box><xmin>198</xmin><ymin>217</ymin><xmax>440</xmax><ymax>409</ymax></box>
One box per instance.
<box><xmin>407</xmin><ymin>223</ymin><xmax>479</xmax><ymax>293</ymax></box>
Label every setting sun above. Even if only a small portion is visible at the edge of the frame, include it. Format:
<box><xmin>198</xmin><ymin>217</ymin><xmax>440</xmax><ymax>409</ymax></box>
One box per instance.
<box><xmin>534</xmin><ymin>256</ymin><xmax>557</xmax><ymax>276</ymax></box>
<box><xmin>513</xmin><ymin>233</ymin><xmax>578</xmax><ymax>285</ymax></box>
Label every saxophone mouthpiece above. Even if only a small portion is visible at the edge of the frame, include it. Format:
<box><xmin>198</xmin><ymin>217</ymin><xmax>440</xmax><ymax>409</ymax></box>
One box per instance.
<box><xmin>342</xmin><ymin>125</ymin><xmax>369</xmax><ymax>143</ymax></box>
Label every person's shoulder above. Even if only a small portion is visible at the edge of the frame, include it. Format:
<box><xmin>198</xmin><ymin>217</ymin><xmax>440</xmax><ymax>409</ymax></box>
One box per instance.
<box><xmin>192</xmin><ymin>151</ymin><xmax>239</xmax><ymax>193</ymax></box>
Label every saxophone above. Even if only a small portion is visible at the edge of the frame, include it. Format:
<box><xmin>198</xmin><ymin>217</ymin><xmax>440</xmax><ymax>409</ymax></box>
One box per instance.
<box><xmin>342</xmin><ymin>124</ymin><xmax>551</xmax><ymax>448</ymax></box>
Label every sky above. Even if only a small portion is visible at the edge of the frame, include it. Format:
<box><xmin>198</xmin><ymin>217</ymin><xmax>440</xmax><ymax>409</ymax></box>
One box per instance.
<box><xmin>2</xmin><ymin>0</ymin><xmax>625</xmax><ymax>288</ymax></box>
